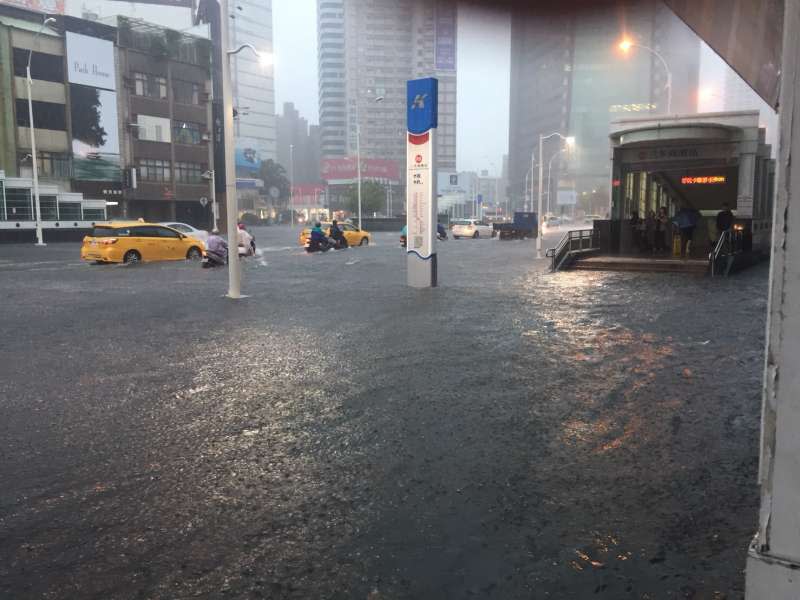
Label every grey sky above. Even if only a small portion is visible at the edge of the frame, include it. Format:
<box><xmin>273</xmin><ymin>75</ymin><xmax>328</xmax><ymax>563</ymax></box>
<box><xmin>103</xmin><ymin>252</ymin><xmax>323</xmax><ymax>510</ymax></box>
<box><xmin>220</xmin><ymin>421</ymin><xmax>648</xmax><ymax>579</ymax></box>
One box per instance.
<box><xmin>273</xmin><ymin>0</ymin><xmax>511</xmax><ymax>176</ymax></box>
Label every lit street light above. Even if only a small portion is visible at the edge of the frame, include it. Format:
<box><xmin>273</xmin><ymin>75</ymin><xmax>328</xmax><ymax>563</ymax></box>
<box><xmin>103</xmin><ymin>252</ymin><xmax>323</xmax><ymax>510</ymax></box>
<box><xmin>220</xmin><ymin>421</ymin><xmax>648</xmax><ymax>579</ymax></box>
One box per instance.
<box><xmin>618</xmin><ymin>37</ymin><xmax>673</xmax><ymax>114</ymax></box>
<box><xmin>221</xmin><ymin>0</ymin><xmax>272</xmax><ymax>299</ymax></box>
<box><xmin>537</xmin><ymin>133</ymin><xmax>574</xmax><ymax>259</ymax></box>
<box><xmin>26</xmin><ymin>16</ymin><xmax>56</xmax><ymax>246</ymax></box>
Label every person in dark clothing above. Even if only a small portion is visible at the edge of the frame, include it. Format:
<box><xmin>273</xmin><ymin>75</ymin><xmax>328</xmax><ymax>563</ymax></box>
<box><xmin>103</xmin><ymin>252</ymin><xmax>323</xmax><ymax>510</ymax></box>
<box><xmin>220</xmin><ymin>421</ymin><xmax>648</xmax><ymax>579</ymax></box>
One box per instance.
<box><xmin>329</xmin><ymin>219</ymin><xmax>348</xmax><ymax>248</ymax></box>
<box><xmin>716</xmin><ymin>202</ymin><xmax>734</xmax><ymax>236</ymax></box>
<box><xmin>655</xmin><ymin>207</ymin><xmax>670</xmax><ymax>254</ymax></box>
<box><xmin>673</xmin><ymin>206</ymin><xmax>701</xmax><ymax>259</ymax></box>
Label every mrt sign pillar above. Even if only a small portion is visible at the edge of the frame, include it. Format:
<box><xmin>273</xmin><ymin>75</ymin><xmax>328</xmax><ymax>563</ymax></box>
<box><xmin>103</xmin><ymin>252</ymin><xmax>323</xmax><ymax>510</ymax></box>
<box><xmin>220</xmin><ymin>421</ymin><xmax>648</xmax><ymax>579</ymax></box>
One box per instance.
<box><xmin>406</xmin><ymin>77</ymin><xmax>438</xmax><ymax>288</ymax></box>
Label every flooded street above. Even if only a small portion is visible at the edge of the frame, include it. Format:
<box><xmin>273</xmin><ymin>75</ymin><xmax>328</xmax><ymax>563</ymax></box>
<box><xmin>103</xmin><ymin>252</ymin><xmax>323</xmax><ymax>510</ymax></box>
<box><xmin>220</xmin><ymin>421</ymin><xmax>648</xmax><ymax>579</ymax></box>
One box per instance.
<box><xmin>0</xmin><ymin>227</ymin><xmax>768</xmax><ymax>599</ymax></box>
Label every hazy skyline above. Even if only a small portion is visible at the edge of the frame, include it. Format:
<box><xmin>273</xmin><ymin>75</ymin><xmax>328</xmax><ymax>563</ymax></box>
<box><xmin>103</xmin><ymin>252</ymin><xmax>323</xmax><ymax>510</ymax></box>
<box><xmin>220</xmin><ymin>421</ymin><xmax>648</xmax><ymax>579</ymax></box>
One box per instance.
<box><xmin>273</xmin><ymin>0</ymin><xmax>511</xmax><ymax>177</ymax></box>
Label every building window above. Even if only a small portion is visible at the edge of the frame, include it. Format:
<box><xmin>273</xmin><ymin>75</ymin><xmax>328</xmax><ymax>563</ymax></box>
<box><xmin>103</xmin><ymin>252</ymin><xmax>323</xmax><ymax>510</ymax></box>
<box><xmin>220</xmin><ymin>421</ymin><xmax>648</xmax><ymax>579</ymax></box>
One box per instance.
<box><xmin>173</xmin><ymin>79</ymin><xmax>203</xmax><ymax>105</ymax></box>
<box><xmin>138</xmin><ymin>159</ymin><xmax>171</xmax><ymax>182</ymax></box>
<box><xmin>133</xmin><ymin>72</ymin><xmax>167</xmax><ymax>99</ymax></box>
<box><xmin>173</xmin><ymin>121</ymin><xmax>202</xmax><ymax>145</ymax></box>
<box><xmin>15</xmin><ymin>100</ymin><xmax>67</xmax><ymax>131</ymax></box>
<box><xmin>136</xmin><ymin>115</ymin><xmax>171</xmax><ymax>143</ymax></box>
<box><xmin>175</xmin><ymin>162</ymin><xmax>204</xmax><ymax>184</ymax></box>
<box><xmin>13</xmin><ymin>48</ymin><xmax>64</xmax><ymax>83</ymax></box>
<box><xmin>5</xmin><ymin>187</ymin><xmax>32</xmax><ymax>220</ymax></box>
<box><xmin>18</xmin><ymin>152</ymin><xmax>71</xmax><ymax>178</ymax></box>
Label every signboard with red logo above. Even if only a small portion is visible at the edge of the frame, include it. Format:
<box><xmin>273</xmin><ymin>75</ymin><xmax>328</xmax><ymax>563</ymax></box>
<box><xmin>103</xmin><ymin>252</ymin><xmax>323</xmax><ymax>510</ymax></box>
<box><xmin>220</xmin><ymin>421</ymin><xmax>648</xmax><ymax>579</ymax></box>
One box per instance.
<box><xmin>0</xmin><ymin>0</ymin><xmax>64</xmax><ymax>13</ymax></box>
<box><xmin>321</xmin><ymin>158</ymin><xmax>400</xmax><ymax>185</ymax></box>
<box><xmin>291</xmin><ymin>184</ymin><xmax>325</xmax><ymax>207</ymax></box>
<box><xmin>406</xmin><ymin>77</ymin><xmax>438</xmax><ymax>288</ymax></box>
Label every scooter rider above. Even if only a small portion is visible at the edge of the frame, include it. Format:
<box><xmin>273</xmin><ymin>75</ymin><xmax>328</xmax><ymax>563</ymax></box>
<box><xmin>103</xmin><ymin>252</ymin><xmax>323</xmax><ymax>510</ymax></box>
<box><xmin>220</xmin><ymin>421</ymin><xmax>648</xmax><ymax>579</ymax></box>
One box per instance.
<box><xmin>329</xmin><ymin>219</ymin><xmax>348</xmax><ymax>248</ymax></box>
<box><xmin>237</xmin><ymin>223</ymin><xmax>255</xmax><ymax>257</ymax></box>
<box><xmin>308</xmin><ymin>222</ymin><xmax>330</xmax><ymax>252</ymax></box>
<box><xmin>203</xmin><ymin>231</ymin><xmax>228</xmax><ymax>267</ymax></box>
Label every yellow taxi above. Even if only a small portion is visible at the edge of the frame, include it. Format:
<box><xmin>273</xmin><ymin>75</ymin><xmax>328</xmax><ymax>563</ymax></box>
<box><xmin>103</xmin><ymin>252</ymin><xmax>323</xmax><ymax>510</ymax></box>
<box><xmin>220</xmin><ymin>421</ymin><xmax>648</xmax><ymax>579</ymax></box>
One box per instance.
<box><xmin>81</xmin><ymin>222</ymin><xmax>206</xmax><ymax>264</ymax></box>
<box><xmin>299</xmin><ymin>222</ymin><xmax>371</xmax><ymax>247</ymax></box>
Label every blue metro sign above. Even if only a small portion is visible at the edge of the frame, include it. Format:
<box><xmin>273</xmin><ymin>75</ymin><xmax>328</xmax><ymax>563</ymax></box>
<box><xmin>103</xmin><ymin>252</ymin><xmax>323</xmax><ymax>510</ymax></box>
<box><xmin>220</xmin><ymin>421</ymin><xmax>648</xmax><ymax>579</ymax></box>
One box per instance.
<box><xmin>407</xmin><ymin>77</ymin><xmax>439</xmax><ymax>135</ymax></box>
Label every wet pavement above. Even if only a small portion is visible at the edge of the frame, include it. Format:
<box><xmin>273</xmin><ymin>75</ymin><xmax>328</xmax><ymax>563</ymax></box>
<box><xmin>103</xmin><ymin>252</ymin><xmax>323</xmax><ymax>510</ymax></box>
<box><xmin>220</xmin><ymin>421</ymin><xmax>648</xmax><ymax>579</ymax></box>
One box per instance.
<box><xmin>0</xmin><ymin>226</ymin><xmax>768</xmax><ymax>599</ymax></box>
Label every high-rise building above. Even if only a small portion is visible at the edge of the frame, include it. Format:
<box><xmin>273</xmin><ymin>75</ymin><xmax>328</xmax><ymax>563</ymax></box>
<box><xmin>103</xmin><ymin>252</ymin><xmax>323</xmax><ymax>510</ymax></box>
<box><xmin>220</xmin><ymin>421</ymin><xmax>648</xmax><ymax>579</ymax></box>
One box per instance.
<box><xmin>277</xmin><ymin>102</ymin><xmax>322</xmax><ymax>184</ymax></box>
<box><xmin>508</xmin><ymin>0</ymin><xmax>701</xmax><ymax>214</ymax></box>
<box><xmin>228</xmin><ymin>0</ymin><xmax>276</xmax><ymax>170</ymax></box>
<box><xmin>317</xmin><ymin>0</ymin><xmax>457</xmax><ymax>175</ymax></box>
<box><xmin>723</xmin><ymin>69</ymin><xmax>778</xmax><ymax>151</ymax></box>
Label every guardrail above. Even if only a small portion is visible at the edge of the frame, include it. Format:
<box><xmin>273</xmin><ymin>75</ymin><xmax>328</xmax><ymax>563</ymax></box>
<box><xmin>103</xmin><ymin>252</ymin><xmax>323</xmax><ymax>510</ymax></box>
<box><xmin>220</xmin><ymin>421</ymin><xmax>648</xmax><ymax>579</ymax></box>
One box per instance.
<box><xmin>709</xmin><ymin>228</ymin><xmax>745</xmax><ymax>277</ymax></box>
<box><xmin>545</xmin><ymin>229</ymin><xmax>598</xmax><ymax>272</ymax></box>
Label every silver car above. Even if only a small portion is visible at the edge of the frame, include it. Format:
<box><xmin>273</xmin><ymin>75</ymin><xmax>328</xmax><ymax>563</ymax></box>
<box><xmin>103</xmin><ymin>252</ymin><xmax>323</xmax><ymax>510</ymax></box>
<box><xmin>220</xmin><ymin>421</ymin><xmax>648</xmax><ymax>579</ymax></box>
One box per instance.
<box><xmin>159</xmin><ymin>222</ymin><xmax>209</xmax><ymax>243</ymax></box>
<box><xmin>451</xmin><ymin>219</ymin><xmax>493</xmax><ymax>239</ymax></box>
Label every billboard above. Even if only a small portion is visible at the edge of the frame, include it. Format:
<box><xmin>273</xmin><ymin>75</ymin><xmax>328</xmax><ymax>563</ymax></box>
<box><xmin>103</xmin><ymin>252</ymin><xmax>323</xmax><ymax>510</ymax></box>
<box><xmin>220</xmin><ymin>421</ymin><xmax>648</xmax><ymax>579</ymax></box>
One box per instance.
<box><xmin>434</xmin><ymin>2</ymin><xmax>457</xmax><ymax>72</ymax></box>
<box><xmin>0</xmin><ymin>0</ymin><xmax>64</xmax><ymax>13</ymax></box>
<box><xmin>65</xmin><ymin>32</ymin><xmax>116</xmax><ymax>91</ymax></box>
<box><xmin>235</xmin><ymin>138</ymin><xmax>264</xmax><ymax>174</ymax></box>
<box><xmin>70</xmin><ymin>85</ymin><xmax>121</xmax><ymax>181</ymax></box>
<box><xmin>321</xmin><ymin>158</ymin><xmax>400</xmax><ymax>184</ymax></box>
<box><xmin>107</xmin><ymin>0</ymin><xmax>192</xmax><ymax>5</ymax></box>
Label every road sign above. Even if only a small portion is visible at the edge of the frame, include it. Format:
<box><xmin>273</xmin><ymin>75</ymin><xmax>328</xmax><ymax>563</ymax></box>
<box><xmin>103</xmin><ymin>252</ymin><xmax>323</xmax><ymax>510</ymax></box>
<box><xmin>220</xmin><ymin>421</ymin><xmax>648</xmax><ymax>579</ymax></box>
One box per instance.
<box><xmin>406</xmin><ymin>77</ymin><xmax>439</xmax><ymax>288</ymax></box>
<box><xmin>199</xmin><ymin>197</ymin><xmax>208</xmax><ymax>207</ymax></box>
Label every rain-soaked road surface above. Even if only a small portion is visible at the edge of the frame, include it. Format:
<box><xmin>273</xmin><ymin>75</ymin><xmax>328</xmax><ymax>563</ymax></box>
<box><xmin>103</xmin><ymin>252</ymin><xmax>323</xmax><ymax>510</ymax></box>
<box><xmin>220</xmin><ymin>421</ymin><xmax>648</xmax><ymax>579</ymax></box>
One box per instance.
<box><xmin>0</xmin><ymin>227</ymin><xmax>768</xmax><ymax>599</ymax></box>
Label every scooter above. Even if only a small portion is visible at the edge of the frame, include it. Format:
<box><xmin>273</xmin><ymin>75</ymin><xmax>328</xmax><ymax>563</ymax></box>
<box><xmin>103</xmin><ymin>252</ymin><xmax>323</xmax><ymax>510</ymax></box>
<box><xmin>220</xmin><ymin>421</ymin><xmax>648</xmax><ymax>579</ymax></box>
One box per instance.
<box><xmin>305</xmin><ymin>237</ymin><xmax>333</xmax><ymax>253</ymax></box>
<box><xmin>202</xmin><ymin>249</ymin><xmax>228</xmax><ymax>268</ymax></box>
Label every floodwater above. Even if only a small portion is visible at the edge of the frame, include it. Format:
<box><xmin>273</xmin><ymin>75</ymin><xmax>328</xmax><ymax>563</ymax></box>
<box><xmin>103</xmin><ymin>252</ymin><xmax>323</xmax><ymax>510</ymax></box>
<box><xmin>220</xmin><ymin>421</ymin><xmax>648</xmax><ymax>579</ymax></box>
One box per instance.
<box><xmin>0</xmin><ymin>227</ymin><xmax>768</xmax><ymax>599</ymax></box>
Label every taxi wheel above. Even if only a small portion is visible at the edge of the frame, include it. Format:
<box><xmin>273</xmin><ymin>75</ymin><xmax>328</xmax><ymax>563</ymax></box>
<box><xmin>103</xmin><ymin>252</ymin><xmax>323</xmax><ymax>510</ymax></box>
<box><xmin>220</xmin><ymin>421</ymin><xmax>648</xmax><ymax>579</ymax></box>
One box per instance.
<box><xmin>186</xmin><ymin>246</ymin><xmax>202</xmax><ymax>260</ymax></box>
<box><xmin>359</xmin><ymin>237</ymin><xmax>369</xmax><ymax>246</ymax></box>
<box><xmin>123</xmin><ymin>250</ymin><xmax>141</xmax><ymax>264</ymax></box>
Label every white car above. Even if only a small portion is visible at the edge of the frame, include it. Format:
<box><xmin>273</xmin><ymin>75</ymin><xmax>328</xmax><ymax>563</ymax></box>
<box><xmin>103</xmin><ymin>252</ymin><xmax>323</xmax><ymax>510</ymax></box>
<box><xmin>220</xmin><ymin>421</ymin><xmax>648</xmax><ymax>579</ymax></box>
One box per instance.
<box><xmin>159</xmin><ymin>222</ymin><xmax>209</xmax><ymax>243</ymax></box>
<box><xmin>451</xmin><ymin>219</ymin><xmax>493</xmax><ymax>239</ymax></box>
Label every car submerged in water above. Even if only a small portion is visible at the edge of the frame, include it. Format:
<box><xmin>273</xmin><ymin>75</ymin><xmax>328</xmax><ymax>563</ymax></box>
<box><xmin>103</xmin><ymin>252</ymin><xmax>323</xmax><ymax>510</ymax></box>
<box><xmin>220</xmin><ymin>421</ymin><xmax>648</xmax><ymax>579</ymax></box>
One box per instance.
<box><xmin>81</xmin><ymin>222</ymin><xmax>205</xmax><ymax>264</ymax></box>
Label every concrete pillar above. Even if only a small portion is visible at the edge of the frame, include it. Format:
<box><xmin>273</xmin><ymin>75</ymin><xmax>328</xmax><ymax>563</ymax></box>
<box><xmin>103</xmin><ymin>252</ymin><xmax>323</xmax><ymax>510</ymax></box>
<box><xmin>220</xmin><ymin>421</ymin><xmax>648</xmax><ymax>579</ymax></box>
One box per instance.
<box><xmin>746</xmin><ymin>1</ymin><xmax>800</xmax><ymax>596</ymax></box>
<box><xmin>737</xmin><ymin>152</ymin><xmax>756</xmax><ymax>218</ymax></box>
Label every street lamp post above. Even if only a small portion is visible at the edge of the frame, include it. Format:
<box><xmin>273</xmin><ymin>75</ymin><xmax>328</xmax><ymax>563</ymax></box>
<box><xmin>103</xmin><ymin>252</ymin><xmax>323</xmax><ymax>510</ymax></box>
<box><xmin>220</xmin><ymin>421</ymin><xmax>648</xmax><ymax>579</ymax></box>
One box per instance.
<box><xmin>546</xmin><ymin>148</ymin><xmax>567</xmax><ymax>217</ymax></box>
<box><xmin>202</xmin><ymin>170</ymin><xmax>219</xmax><ymax>232</ymax></box>
<box><xmin>27</xmin><ymin>16</ymin><xmax>55</xmax><ymax>246</ymax></box>
<box><xmin>354</xmin><ymin>94</ymin><xmax>384</xmax><ymax>229</ymax></box>
<box><xmin>537</xmin><ymin>133</ymin><xmax>575</xmax><ymax>259</ymax></box>
<box><xmin>222</xmin><ymin>0</ymin><xmax>272</xmax><ymax>298</ymax></box>
<box><xmin>618</xmin><ymin>39</ymin><xmax>673</xmax><ymax>114</ymax></box>
<box><xmin>289</xmin><ymin>143</ymin><xmax>294</xmax><ymax>227</ymax></box>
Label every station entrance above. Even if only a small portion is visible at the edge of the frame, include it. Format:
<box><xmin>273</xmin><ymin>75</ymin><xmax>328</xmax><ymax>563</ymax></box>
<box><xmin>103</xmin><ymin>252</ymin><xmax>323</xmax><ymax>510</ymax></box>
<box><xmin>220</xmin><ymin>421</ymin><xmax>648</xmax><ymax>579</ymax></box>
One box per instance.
<box><xmin>604</xmin><ymin>111</ymin><xmax>775</xmax><ymax>259</ymax></box>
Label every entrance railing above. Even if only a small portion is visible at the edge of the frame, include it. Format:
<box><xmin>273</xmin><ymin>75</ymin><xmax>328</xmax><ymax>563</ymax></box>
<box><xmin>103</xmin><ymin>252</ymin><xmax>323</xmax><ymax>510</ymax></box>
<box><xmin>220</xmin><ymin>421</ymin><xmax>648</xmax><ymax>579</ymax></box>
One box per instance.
<box><xmin>546</xmin><ymin>229</ymin><xmax>599</xmax><ymax>272</ymax></box>
<box><xmin>709</xmin><ymin>228</ymin><xmax>745</xmax><ymax>277</ymax></box>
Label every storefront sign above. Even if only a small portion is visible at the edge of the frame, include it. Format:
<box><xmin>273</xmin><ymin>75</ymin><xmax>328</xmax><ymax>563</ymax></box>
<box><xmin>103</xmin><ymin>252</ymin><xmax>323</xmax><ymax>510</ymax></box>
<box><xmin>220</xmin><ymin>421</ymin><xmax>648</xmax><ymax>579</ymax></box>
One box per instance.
<box><xmin>434</xmin><ymin>3</ymin><xmax>457</xmax><ymax>72</ymax></box>
<box><xmin>321</xmin><ymin>158</ymin><xmax>400</xmax><ymax>184</ymax></box>
<box><xmin>66</xmin><ymin>32</ymin><xmax>116</xmax><ymax>91</ymax></box>
<box><xmin>0</xmin><ymin>0</ymin><xmax>64</xmax><ymax>13</ymax></box>
<box><xmin>406</xmin><ymin>77</ymin><xmax>438</xmax><ymax>288</ymax></box>
<box><xmin>621</xmin><ymin>143</ymin><xmax>739</xmax><ymax>164</ymax></box>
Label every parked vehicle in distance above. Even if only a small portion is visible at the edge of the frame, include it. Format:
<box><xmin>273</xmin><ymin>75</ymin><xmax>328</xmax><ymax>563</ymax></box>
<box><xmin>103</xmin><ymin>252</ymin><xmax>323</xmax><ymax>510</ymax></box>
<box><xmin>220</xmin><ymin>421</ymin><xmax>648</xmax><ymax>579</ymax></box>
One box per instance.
<box><xmin>451</xmin><ymin>219</ymin><xmax>493</xmax><ymax>239</ymax></box>
<box><xmin>545</xmin><ymin>216</ymin><xmax>562</xmax><ymax>228</ymax></box>
<box><xmin>299</xmin><ymin>222</ymin><xmax>371</xmax><ymax>247</ymax></box>
<box><xmin>159</xmin><ymin>222</ymin><xmax>209</xmax><ymax>243</ymax></box>
<box><xmin>81</xmin><ymin>222</ymin><xmax>205</xmax><ymax>264</ymax></box>
<box><xmin>583</xmin><ymin>214</ymin><xmax>603</xmax><ymax>224</ymax></box>
<box><xmin>493</xmin><ymin>211</ymin><xmax>538</xmax><ymax>240</ymax></box>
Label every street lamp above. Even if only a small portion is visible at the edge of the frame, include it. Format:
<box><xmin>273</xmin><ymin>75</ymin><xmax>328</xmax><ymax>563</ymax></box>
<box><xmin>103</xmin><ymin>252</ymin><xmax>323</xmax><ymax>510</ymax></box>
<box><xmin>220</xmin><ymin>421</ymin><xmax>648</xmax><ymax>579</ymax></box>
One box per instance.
<box><xmin>289</xmin><ymin>143</ymin><xmax>294</xmax><ymax>227</ymax></box>
<box><xmin>201</xmin><ymin>170</ymin><xmax>218</xmax><ymax>232</ymax></box>
<box><xmin>221</xmin><ymin>1</ymin><xmax>272</xmax><ymax>299</ymax></box>
<box><xmin>355</xmin><ymin>94</ymin><xmax>384</xmax><ymax>229</ymax></box>
<box><xmin>546</xmin><ymin>148</ymin><xmax>567</xmax><ymax>217</ymax></box>
<box><xmin>26</xmin><ymin>16</ymin><xmax>56</xmax><ymax>246</ymax></box>
<box><xmin>618</xmin><ymin>37</ymin><xmax>673</xmax><ymax>114</ymax></box>
<box><xmin>537</xmin><ymin>133</ymin><xmax>574</xmax><ymax>259</ymax></box>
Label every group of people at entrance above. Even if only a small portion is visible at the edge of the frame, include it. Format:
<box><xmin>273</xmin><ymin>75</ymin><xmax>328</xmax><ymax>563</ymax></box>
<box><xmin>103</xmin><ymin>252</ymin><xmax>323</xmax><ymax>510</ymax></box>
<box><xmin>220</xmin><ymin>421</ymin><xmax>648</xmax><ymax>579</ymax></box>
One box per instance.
<box><xmin>631</xmin><ymin>203</ymin><xmax>734</xmax><ymax>259</ymax></box>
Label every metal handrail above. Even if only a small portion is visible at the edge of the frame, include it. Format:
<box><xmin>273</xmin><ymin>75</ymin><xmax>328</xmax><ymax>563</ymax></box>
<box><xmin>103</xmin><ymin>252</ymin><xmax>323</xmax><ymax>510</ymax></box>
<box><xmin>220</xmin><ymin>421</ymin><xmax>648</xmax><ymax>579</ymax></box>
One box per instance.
<box><xmin>709</xmin><ymin>228</ymin><xmax>744</xmax><ymax>277</ymax></box>
<box><xmin>547</xmin><ymin>228</ymin><xmax>597</xmax><ymax>271</ymax></box>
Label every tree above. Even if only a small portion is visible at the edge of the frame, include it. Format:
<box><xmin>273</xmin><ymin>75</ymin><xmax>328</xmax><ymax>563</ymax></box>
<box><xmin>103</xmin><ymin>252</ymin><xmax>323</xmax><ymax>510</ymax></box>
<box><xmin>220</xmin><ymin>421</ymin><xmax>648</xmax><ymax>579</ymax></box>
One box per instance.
<box><xmin>344</xmin><ymin>181</ymin><xmax>386</xmax><ymax>216</ymax></box>
<box><xmin>258</xmin><ymin>159</ymin><xmax>291</xmax><ymax>203</ymax></box>
<box><xmin>70</xmin><ymin>86</ymin><xmax>107</xmax><ymax>148</ymax></box>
